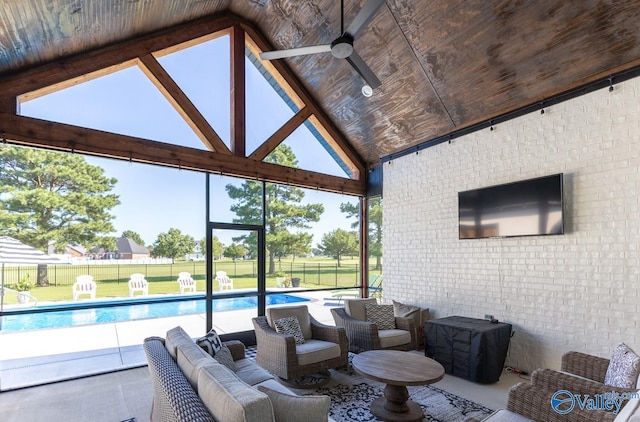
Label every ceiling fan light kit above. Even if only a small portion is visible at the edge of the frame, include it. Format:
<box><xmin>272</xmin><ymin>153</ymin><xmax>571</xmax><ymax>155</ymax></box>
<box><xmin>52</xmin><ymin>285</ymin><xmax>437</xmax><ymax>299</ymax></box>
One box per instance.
<box><xmin>259</xmin><ymin>0</ymin><xmax>385</xmax><ymax>91</ymax></box>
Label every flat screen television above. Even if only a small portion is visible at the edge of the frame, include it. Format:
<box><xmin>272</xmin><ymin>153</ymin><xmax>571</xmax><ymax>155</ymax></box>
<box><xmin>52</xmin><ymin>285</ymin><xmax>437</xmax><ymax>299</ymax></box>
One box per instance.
<box><xmin>458</xmin><ymin>174</ymin><xmax>564</xmax><ymax>239</ymax></box>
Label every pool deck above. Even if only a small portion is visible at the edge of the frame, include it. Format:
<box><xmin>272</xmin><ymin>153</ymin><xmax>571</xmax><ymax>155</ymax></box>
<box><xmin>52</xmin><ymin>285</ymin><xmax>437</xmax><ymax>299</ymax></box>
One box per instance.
<box><xmin>0</xmin><ymin>290</ymin><xmax>344</xmax><ymax>390</ymax></box>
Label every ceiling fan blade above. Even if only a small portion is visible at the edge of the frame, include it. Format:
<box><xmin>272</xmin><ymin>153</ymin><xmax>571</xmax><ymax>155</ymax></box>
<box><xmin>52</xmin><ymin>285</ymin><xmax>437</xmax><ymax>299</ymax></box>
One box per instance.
<box><xmin>346</xmin><ymin>50</ymin><xmax>381</xmax><ymax>89</ymax></box>
<box><xmin>345</xmin><ymin>0</ymin><xmax>386</xmax><ymax>38</ymax></box>
<box><xmin>259</xmin><ymin>44</ymin><xmax>331</xmax><ymax>60</ymax></box>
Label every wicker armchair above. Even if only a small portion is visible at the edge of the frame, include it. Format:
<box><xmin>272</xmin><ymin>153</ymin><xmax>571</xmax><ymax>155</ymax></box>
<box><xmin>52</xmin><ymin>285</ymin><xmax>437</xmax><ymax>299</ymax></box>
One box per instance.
<box><xmin>331</xmin><ymin>298</ymin><xmax>417</xmax><ymax>353</ymax></box>
<box><xmin>507</xmin><ymin>351</ymin><xmax>639</xmax><ymax>421</ymax></box>
<box><xmin>252</xmin><ymin>305</ymin><xmax>348</xmax><ymax>381</ymax></box>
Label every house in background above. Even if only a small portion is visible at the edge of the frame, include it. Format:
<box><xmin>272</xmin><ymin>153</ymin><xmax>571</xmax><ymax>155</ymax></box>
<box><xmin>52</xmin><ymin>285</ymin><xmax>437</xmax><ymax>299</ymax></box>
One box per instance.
<box><xmin>116</xmin><ymin>237</ymin><xmax>150</xmax><ymax>260</ymax></box>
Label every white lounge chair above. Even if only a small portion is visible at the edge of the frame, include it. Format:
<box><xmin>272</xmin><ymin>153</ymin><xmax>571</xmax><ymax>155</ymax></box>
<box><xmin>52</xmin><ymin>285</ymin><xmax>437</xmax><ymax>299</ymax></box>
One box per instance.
<box><xmin>215</xmin><ymin>271</ymin><xmax>233</xmax><ymax>291</ymax></box>
<box><xmin>177</xmin><ymin>272</ymin><xmax>196</xmax><ymax>294</ymax></box>
<box><xmin>72</xmin><ymin>275</ymin><xmax>96</xmax><ymax>301</ymax></box>
<box><xmin>128</xmin><ymin>273</ymin><xmax>148</xmax><ymax>297</ymax></box>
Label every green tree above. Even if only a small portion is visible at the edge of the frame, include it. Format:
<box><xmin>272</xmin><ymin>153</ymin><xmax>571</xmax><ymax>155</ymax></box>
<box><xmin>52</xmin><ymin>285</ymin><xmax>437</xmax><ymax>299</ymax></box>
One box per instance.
<box><xmin>200</xmin><ymin>235</ymin><xmax>224</xmax><ymax>260</ymax></box>
<box><xmin>226</xmin><ymin>145</ymin><xmax>323</xmax><ymax>273</ymax></box>
<box><xmin>151</xmin><ymin>228</ymin><xmax>195</xmax><ymax>262</ymax></box>
<box><xmin>341</xmin><ymin>196</ymin><xmax>383</xmax><ymax>270</ymax></box>
<box><xmin>318</xmin><ymin>229</ymin><xmax>359</xmax><ymax>267</ymax></box>
<box><xmin>121</xmin><ymin>230</ymin><xmax>145</xmax><ymax>247</ymax></box>
<box><xmin>0</xmin><ymin>146</ymin><xmax>119</xmax><ymax>285</ymax></box>
<box><xmin>224</xmin><ymin>243</ymin><xmax>246</xmax><ymax>260</ymax></box>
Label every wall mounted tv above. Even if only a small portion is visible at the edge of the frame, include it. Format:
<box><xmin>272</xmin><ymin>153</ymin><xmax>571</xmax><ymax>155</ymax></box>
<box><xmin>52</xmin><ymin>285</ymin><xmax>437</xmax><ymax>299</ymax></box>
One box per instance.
<box><xmin>458</xmin><ymin>174</ymin><xmax>564</xmax><ymax>239</ymax></box>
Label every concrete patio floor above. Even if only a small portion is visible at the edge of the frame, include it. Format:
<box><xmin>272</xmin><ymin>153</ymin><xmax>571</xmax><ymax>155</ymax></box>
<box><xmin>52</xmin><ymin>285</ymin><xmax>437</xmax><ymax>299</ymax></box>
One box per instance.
<box><xmin>0</xmin><ymin>290</ymin><xmax>341</xmax><ymax>390</ymax></box>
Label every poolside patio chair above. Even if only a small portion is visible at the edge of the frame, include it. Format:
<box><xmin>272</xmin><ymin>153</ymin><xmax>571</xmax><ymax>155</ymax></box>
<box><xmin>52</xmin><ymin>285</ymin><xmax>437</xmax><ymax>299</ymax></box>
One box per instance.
<box><xmin>128</xmin><ymin>273</ymin><xmax>148</xmax><ymax>297</ymax></box>
<box><xmin>331</xmin><ymin>297</ymin><xmax>417</xmax><ymax>353</ymax></box>
<box><xmin>72</xmin><ymin>275</ymin><xmax>96</xmax><ymax>301</ymax></box>
<box><xmin>215</xmin><ymin>270</ymin><xmax>233</xmax><ymax>291</ymax></box>
<box><xmin>177</xmin><ymin>272</ymin><xmax>196</xmax><ymax>294</ymax></box>
<box><xmin>252</xmin><ymin>305</ymin><xmax>348</xmax><ymax>381</ymax></box>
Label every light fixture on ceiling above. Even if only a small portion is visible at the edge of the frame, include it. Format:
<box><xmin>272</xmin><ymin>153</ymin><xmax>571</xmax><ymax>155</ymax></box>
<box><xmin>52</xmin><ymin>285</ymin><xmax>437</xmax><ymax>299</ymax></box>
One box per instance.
<box><xmin>362</xmin><ymin>84</ymin><xmax>373</xmax><ymax>97</ymax></box>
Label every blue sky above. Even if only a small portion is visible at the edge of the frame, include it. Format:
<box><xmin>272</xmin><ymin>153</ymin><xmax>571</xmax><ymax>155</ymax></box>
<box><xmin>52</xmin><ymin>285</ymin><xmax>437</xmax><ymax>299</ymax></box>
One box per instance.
<box><xmin>20</xmin><ymin>35</ymin><xmax>358</xmax><ymax>248</ymax></box>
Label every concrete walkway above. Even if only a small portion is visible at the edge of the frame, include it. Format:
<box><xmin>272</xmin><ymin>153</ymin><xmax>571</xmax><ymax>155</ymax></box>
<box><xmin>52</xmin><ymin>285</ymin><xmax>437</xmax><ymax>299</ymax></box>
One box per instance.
<box><xmin>0</xmin><ymin>290</ymin><xmax>342</xmax><ymax>390</ymax></box>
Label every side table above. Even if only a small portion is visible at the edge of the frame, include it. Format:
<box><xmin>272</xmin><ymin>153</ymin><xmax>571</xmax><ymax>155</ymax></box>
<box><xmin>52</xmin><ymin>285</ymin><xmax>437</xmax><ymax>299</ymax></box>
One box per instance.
<box><xmin>424</xmin><ymin>316</ymin><xmax>512</xmax><ymax>383</ymax></box>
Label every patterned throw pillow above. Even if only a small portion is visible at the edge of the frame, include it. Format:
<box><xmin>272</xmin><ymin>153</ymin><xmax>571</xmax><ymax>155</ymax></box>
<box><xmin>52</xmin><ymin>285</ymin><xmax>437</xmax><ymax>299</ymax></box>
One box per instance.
<box><xmin>274</xmin><ymin>316</ymin><xmax>306</xmax><ymax>345</ymax></box>
<box><xmin>196</xmin><ymin>328</ymin><xmax>223</xmax><ymax>356</ymax></box>
<box><xmin>365</xmin><ymin>304</ymin><xmax>396</xmax><ymax>330</ymax></box>
<box><xmin>604</xmin><ymin>343</ymin><xmax>640</xmax><ymax>388</ymax></box>
<box><xmin>213</xmin><ymin>344</ymin><xmax>237</xmax><ymax>372</ymax></box>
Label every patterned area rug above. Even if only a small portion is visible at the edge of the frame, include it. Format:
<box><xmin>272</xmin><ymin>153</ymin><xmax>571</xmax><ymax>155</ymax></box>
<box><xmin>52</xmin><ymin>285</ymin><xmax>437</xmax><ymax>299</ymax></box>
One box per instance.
<box><xmin>247</xmin><ymin>348</ymin><xmax>494</xmax><ymax>422</ymax></box>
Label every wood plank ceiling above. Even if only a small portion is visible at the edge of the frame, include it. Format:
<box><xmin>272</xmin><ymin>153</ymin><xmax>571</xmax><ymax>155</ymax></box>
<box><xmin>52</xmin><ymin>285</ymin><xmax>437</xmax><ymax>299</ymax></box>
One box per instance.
<box><xmin>0</xmin><ymin>0</ymin><xmax>639</xmax><ymax>168</ymax></box>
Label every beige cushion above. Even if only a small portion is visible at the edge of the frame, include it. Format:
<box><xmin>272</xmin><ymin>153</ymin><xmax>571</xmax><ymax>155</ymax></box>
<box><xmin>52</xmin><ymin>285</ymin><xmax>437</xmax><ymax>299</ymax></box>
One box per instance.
<box><xmin>344</xmin><ymin>298</ymin><xmax>377</xmax><ymax>321</ymax></box>
<box><xmin>165</xmin><ymin>326</ymin><xmax>195</xmax><ymax>360</ymax></box>
<box><xmin>198</xmin><ymin>362</ymin><xmax>275</xmax><ymax>422</ymax></box>
<box><xmin>257</xmin><ymin>385</ymin><xmax>330</xmax><ymax>422</ymax></box>
<box><xmin>615</xmin><ymin>395</ymin><xmax>640</xmax><ymax>422</ymax></box>
<box><xmin>378</xmin><ymin>329</ymin><xmax>412</xmax><ymax>349</ymax></box>
<box><xmin>266</xmin><ymin>306</ymin><xmax>312</xmax><ymax>339</ymax></box>
<box><xmin>235</xmin><ymin>359</ymin><xmax>275</xmax><ymax>386</ymax></box>
<box><xmin>365</xmin><ymin>304</ymin><xmax>396</xmax><ymax>329</ymax></box>
<box><xmin>176</xmin><ymin>340</ymin><xmax>213</xmax><ymax>390</ymax></box>
<box><xmin>295</xmin><ymin>339</ymin><xmax>342</xmax><ymax>366</ymax></box>
<box><xmin>392</xmin><ymin>300</ymin><xmax>428</xmax><ymax>327</ymax></box>
<box><xmin>214</xmin><ymin>344</ymin><xmax>237</xmax><ymax>372</ymax></box>
<box><xmin>482</xmin><ymin>409</ymin><xmax>534</xmax><ymax>421</ymax></box>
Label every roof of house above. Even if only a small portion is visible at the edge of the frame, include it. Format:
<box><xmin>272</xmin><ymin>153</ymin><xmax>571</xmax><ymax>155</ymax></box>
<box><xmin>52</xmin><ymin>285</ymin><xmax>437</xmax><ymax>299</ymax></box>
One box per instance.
<box><xmin>116</xmin><ymin>237</ymin><xmax>150</xmax><ymax>255</ymax></box>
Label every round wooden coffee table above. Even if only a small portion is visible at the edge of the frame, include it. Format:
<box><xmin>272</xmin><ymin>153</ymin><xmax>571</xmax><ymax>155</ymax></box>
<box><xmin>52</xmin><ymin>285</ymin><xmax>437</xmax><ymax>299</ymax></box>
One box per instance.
<box><xmin>352</xmin><ymin>350</ymin><xmax>445</xmax><ymax>422</ymax></box>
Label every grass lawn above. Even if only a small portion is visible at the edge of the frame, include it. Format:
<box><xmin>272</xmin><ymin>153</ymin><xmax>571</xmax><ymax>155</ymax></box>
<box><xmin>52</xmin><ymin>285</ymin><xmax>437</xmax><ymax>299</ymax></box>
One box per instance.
<box><xmin>1</xmin><ymin>257</ymin><xmax>381</xmax><ymax>305</ymax></box>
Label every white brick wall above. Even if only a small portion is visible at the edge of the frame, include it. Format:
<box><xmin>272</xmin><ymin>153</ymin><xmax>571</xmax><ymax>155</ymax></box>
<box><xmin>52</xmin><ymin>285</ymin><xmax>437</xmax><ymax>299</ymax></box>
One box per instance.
<box><xmin>383</xmin><ymin>76</ymin><xmax>640</xmax><ymax>372</ymax></box>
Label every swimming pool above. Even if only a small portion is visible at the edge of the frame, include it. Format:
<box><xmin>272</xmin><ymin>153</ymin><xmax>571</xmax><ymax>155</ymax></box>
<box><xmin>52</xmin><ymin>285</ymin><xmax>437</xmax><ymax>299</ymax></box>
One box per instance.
<box><xmin>0</xmin><ymin>294</ymin><xmax>309</xmax><ymax>332</ymax></box>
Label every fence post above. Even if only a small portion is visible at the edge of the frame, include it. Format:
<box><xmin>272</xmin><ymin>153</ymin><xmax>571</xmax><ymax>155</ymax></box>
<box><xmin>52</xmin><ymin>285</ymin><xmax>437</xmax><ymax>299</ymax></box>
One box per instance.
<box><xmin>317</xmin><ymin>263</ymin><xmax>320</xmax><ymax>285</ymax></box>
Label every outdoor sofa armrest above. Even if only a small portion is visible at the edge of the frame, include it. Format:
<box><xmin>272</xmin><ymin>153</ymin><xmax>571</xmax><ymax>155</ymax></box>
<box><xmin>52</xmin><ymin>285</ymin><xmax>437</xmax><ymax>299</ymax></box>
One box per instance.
<box><xmin>223</xmin><ymin>340</ymin><xmax>246</xmax><ymax>361</ymax></box>
<box><xmin>561</xmin><ymin>350</ymin><xmax>610</xmax><ymax>383</ymax></box>
<box><xmin>507</xmin><ymin>381</ymin><xmax>618</xmax><ymax>422</ymax></box>
<box><xmin>331</xmin><ymin>307</ymin><xmax>380</xmax><ymax>352</ymax></box>
<box><xmin>394</xmin><ymin>316</ymin><xmax>417</xmax><ymax>349</ymax></box>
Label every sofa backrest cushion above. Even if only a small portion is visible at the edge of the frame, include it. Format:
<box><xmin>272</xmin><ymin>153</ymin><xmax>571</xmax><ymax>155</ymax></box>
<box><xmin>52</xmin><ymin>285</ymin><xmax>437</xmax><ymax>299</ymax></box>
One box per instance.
<box><xmin>257</xmin><ymin>385</ymin><xmax>330</xmax><ymax>422</ymax></box>
<box><xmin>166</xmin><ymin>326</ymin><xmax>195</xmax><ymax>360</ymax></box>
<box><xmin>198</xmin><ymin>362</ymin><xmax>275</xmax><ymax>422</ymax></box>
<box><xmin>344</xmin><ymin>298</ymin><xmax>377</xmax><ymax>321</ymax></box>
<box><xmin>176</xmin><ymin>339</ymin><xmax>214</xmax><ymax>391</ymax></box>
<box><xmin>266</xmin><ymin>305</ymin><xmax>312</xmax><ymax>339</ymax></box>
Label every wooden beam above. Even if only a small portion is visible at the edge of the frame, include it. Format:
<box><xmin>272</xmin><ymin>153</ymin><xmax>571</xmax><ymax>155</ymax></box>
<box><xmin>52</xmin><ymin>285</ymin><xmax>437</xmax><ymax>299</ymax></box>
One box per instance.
<box><xmin>230</xmin><ymin>24</ymin><xmax>246</xmax><ymax>157</ymax></box>
<box><xmin>136</xmin><ymin>54</ymin><xmax>230</xmax><ymax>155</ymax></box>
<box><xmin>0</xmin><ymin>96</ymin><xmax>17</xmax><ymax>114</ymax></box>
<box><xmin>0</xmin><ymin>113</ymin><xmax>365</xmax><ymax>196</ymax></box>
<box><xmin>242</xmin><ymin>23</ymin><xmax>366</xmax><ymax>180</ymax></box>
<box><xmin>0</xmin><ymin>13</ymin><xmax>241</xmax><ymax>100</ymax></box>
<box><xmin>249</xmin><ymin>106</ymin><xmax>312</xmax><ymax>161</ymax></box>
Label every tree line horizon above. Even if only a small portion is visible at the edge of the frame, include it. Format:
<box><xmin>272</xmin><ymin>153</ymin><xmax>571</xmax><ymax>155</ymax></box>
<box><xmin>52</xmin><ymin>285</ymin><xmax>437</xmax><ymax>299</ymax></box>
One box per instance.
<box><xmin>0</xmin><ymin>144</ymin><xmax>382</xmax><ymax>285</ymax></box>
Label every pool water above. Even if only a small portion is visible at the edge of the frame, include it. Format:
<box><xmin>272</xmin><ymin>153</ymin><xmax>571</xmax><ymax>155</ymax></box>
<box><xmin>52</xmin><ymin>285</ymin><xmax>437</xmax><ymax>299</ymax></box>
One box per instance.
<box><xmin>0</xmin><ymin>294</ymin><xmax>308</xmax><ymax>332</ymax></box>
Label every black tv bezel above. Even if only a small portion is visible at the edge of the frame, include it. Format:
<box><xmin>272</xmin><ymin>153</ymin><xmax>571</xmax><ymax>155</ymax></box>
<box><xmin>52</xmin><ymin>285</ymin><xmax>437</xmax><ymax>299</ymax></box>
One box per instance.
<box><xmin>458</xmin><ymin>173</ymin><xmax>564</xmax><ymax>240</ymax></box>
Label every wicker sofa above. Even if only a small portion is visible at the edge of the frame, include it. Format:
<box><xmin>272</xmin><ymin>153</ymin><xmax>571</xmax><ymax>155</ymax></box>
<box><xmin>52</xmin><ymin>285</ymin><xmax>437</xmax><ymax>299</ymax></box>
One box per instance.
<box><xmin>507</xmin><ymin>351</ymin><xmax>640</xmax><ymax>421</ymax></box>
<box><xmin>144</xmin><ymin>326</ymin><xmax>334</xmax><ymax>422</ymax></box>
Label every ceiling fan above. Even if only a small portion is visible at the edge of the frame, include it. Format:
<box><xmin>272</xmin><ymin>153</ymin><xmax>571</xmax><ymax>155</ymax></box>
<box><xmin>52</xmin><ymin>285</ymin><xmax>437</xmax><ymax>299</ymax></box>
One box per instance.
<box><xmin>259</xmin><ymin>0</ymin><xmax>385</xmax><ymax>94</ymax></box>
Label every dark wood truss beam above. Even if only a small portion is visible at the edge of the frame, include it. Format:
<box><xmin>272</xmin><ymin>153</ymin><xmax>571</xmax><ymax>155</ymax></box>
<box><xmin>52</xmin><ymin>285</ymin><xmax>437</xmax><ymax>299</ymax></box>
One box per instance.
<box><xmin>0</xmin><ymin>113</ymin><xmax>365</xmax><ymax>195</ymax></box>
<box><xmin>249</xmin><ymin>107</ymin><xmax>312</xmax><ymax>162</ymax></box>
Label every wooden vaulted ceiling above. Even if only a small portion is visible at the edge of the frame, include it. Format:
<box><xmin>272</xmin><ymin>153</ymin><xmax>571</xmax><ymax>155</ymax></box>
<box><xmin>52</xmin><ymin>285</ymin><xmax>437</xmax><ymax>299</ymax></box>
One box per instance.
<box><xmin>1</xmin><ymin>0</ymin><xmax>640</xmax><ymax>190</ymax></box>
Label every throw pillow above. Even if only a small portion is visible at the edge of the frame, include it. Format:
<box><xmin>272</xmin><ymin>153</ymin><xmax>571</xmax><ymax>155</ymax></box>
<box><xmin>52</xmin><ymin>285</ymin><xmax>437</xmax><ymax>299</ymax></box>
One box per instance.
<box><xmin>604</xmin><ymin>343</ymin><xmax>640</xmax><ymax>388</ymax></box>
<box><xmin>365</xmin><ymin>303</ymin><xmax>396</xmax><ymax>330</ymax></box>
<box><xmin>213</xmin><ymin>344</ymin><xmax>237</xmax><ymax>372</ymax></box>
<box><xmin>274</xmin><ymin>316</ymin><xmax>306</xmax><ymax>345</ymax></box>
<box><xmin>196</xmin><ymin>328</ymin><xmax>223</xmax><ymax>356</ymax></box>
<box><xmin>392</xmin><ymin>300</ymin><xmax>421</xmax><ymax>320</ymax></box>
<box><xmin>257</xmin><ymin>385</ymin><xmax>330</xmax><ymax>422</ymax></box>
